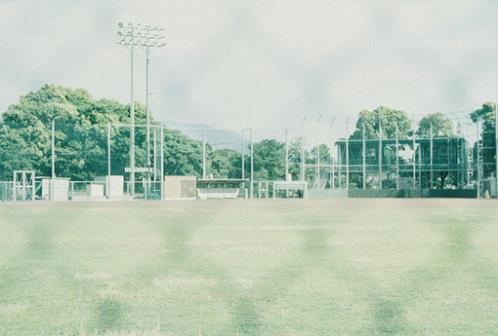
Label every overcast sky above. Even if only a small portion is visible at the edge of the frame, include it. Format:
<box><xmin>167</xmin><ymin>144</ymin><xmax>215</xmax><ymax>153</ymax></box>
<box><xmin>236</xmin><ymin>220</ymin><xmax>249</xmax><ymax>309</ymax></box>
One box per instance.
<box><xmin>1</xmin><ymin>0</ymin><xmax>498</xmax><ymax>135</ymax></box>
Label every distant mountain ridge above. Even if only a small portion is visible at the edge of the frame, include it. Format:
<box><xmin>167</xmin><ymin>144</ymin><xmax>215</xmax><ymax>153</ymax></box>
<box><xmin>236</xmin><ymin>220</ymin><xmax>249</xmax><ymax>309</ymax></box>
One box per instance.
<box><xmin>164</xmin><ymin>120</ymin><xmax>245</xmax><ymax>152</ymax></box>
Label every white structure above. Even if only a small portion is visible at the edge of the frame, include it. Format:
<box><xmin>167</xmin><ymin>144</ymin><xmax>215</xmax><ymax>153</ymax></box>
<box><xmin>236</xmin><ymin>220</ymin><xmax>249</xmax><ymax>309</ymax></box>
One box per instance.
<box><xmin>164</xmin><ymin>176</ymin><xmax>197</xmax><ymax>200</ymax></box>
<box><xmin>42</xmin><ymin>178</ymin><xmax>70</xmax><ymax>201</ymax></box>
<box><xmin>273</xmin><ymin>181</ymin><xmax>308</xmax><ymax>198</ymax></box>
<box><xmin>196</xmin><ymin>179</ymin><xmax>245</xmax><ymax>200</ymax></box>
<box><xmin>13</xmin><ymin>170</ymin><xmax>35</xmax><ymax>201</ymax></box>
<box><xmin>86</xmin><ymin>183</ymin><xmax>105</xmax><ymax>199</ymax></box>
<box><xmin>94</xmin><ymin>176</ymin><xmax>124</xmax><ymax>199</ymax></box>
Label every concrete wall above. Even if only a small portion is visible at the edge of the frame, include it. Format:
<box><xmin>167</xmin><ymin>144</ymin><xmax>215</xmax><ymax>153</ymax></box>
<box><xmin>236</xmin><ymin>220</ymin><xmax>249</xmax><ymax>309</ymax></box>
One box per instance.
<box><xmin>164</xmin><ymin>176</ymin><xmax>197</xmax><ymax>199</ymax></box>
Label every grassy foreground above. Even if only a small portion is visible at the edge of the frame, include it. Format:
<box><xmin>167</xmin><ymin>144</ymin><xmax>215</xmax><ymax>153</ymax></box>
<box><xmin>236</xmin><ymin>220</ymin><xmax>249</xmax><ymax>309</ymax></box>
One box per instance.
<box><xmin>0</xmin><ymin>199</ymin><xmax>497</xmax><ymax>335</ymax></box>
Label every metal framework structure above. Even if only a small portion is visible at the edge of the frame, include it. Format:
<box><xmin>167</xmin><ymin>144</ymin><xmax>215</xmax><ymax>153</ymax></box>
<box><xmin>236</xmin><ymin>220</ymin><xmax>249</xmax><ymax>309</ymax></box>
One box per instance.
<box><xmin>13</xmin><ymin>170</ymin><xmax>35</xmax><ymax>201</ymax></box>
<box><xmin>117</xmin><ymin>22</ymin><xmax>165</xmax><ymax>196</ymax></box>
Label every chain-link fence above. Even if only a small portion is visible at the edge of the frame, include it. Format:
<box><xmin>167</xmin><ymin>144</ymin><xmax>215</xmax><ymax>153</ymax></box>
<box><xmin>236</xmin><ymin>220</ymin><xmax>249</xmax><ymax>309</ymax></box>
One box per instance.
<box><xmin>0</xmin><ymin>112</ymin><xmax>495</xmax><ymax>201</ymax></box>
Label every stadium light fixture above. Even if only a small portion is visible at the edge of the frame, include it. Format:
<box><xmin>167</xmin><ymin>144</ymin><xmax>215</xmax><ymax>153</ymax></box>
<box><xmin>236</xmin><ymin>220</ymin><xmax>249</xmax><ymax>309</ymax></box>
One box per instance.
<box><xmin>117</xmin><ymin>22</ymin><xmax>166</xmax><ymax>196</ymax></box>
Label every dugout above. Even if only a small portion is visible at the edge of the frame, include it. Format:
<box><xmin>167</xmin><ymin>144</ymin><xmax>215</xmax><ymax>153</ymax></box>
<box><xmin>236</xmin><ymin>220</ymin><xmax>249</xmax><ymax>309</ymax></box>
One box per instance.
<box><xmin>197</xmin><ymin>179</ymin><xmax>247</xmax><ymax>199</ymax></box>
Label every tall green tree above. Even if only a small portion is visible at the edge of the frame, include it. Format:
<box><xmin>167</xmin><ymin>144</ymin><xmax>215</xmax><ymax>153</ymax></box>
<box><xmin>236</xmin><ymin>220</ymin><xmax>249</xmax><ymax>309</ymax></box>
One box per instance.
<box><xmin>208</xmin><ymin>148</ymin><xmax>242</xmax><ymax>178</ymax></box>
<box><xmin>252</xmin><ymin>139</ymin><xmax>285</xmax><ymax>180</ymax></box>
<box><xmin>0</xmin><ymin>84</ymin><xmax>204</xmax><ymax>180</ymax></box>
<box><xmin>417</xmin><ymin>112</ymin><xmax>453</xmax><ymax>137</ymax></box>
<box><xmin>470</xmin><ymin>102</ymin><xmax>496</xmax><ymax>178</ymax></box>
<box><xmin>349</xmin><ymin>106</ymin><xmax>412</xmax><ymax>140</ymax></box>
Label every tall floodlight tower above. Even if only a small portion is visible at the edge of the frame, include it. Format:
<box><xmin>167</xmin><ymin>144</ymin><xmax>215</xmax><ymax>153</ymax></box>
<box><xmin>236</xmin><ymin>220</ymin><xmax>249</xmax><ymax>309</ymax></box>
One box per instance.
<box><xmin>117</xmin><ymin>22</ymin><xmax>139</xmax><ymax>196</ymax></box>
<box><xmin>142</xmin><ymin>25</ymin><xmax>165</xmax><ymax>168</ymax></box>
<box><xmin>117</xmin><ymin>23</ymin><xmax>165</xmax><ymax>195</ymax></box>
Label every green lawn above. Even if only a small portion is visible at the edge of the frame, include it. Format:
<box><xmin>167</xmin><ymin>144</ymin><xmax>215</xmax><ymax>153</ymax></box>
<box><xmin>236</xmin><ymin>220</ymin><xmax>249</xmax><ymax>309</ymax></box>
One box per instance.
<box><xmin>0</xmin><ymin>199</ymin><xmax>497</xmax><ymax>335</ymax></box>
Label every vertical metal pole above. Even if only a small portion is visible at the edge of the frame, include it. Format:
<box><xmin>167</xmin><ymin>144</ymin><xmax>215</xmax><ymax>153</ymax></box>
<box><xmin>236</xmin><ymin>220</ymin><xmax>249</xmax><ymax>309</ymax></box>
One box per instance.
<box><xmin>51</xmin><ymin>120</ymin><xmax>55</xmax><ymax>201</ymax></box>
<box><xmin>346</xmin><ymin>119</ymin><xmax>349</xmax><ymax>191</ymax></box>
<box><xmin>477</xmin><ymin>122</ymin><xmax>481</xmax><ymax>198</ymax></box>
<box><xmin>250</xmin><ymin>127</ymin><xmax>254</xmax><ymax>199</ymax></box>
<box><xmin>379</xmin><ymin>120</ymin><xmax>382</xmax><ymax>190</ymax></box>
<box><xmin>337</xmin><ymin>143</ymin><xmax>342</xmax><ymax>189</ymax></box>
<box><xmin>202</xmin><ymin>128</ymin><xmax>206</xmax><ymax>179</ymax></box>
<box><xmin>51</xmin><ymin>120</ymin><xmax>55</xmax><ymax>178</ymax></box>
<box><xmin>107</xmin><ymin>123</ymin><xmax>111</xmax><ymax>177</ymax></box>
<box><xmin>107</xmin><ymin>123</ymin><xmax>111</xmax><ymax>199</ymax></box>
<box><xmin>31</xmin><ymin>172</ymin><xmax>35</xmax><ymax>201</ymax></box>
<box><xmin>495</xmin><ymin>103</ymin><xmax>498</xmax><ymax>198</ymax></box>
<box><xmin>145</xmin><ymin>46</ymin><xmax>151</xmax><ymax>167</ymax></box>
<box><xmin>430</xmin><ymin>122</ymin><xmax>433</xmax><ymax>189</ymax></box>
<box><xmin>13</xmin><ymin>173</ymin><xmax>16</xmax><ymax>202</ymax></box>
<box><xmin>412</xmin><ymin>116</ymin><xmax>416</xmax><ymax>189</ymax></box>
<box><xmin>316</xmin><ymin>145</ymin><xmax>321</xmax><ymax>188</ymax></box>
<box><xmin>241</xmin><ymin>129</ymin><xmax>245</xmax><ymax>180</ymax></box>
<box><xmin>362</xmin><ymin>123</ymin><xmax>366</xmax><ymax>189</ymax></box>
<box><xmin>153</xmin><ymin>127</ymin><xmax>157</xmax><ymax>181</ymax></box>
<box><xmin>331</xmin><ymin>146</ymin><xmax>335</xmax><ymax>190</ymax></box>
<box><xmin>395</xmin><ymin>124</ymin><xmax>399</xmax><ymax>190</ymax></box>
<box><xmin>160</xmin><ymin>126</ymin><xmax>164</xmax><ymax>200</ymax></box>
<box><xmin>418</xmin><ymin>139</ymin><xmax>422</xmax><ymax>190</ymax></box>
<box><xmin>285</xmin><ymin>128</ymin><xmax>289</xmax><ymax>180</ymax></box>
<box><xmin>301</xmin><ymin>136</ymin><xmax>305</xmax><ymax>181</ymax></box>
<box><xmin>130</xmin><ymin>40</ymin><xmax>135</xmax><ymax>197</ymax></box>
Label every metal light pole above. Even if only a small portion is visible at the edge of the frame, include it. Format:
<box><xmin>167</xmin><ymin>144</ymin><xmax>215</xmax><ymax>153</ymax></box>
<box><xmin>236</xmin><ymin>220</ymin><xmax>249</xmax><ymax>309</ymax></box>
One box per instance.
<box><xmin>117</xmin><ymin>22</ymin><xmax>165</xmax><ymax>196</ymax></box>
<box><xmin>142</xmin><ymin>26</ymin><xmax>165</xmax><ymax>167</ymax></box>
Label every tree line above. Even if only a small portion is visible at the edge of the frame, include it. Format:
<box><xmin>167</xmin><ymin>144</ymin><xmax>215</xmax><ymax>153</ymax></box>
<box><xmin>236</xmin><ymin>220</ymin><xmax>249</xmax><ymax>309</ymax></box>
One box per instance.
<box><xmin>0</xmin><ymin>84</ymin><xmax>494</xmax><ymax>183</ymax></box>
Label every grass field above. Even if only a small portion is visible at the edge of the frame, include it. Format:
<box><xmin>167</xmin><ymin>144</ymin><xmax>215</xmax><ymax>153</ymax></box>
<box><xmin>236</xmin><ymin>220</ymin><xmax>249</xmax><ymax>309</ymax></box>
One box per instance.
<box><xmin>0</xmin><ymin>199</ymin><xmax>497</xmax><ymax>335</ymax></box>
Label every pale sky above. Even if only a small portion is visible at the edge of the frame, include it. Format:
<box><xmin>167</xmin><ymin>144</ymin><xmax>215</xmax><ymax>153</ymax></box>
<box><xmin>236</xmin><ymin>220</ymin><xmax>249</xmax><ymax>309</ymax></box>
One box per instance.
<box><xmin>1</xmin><ymin>0</ymin><xmax>498</xmax><ymax>136</ymax></box>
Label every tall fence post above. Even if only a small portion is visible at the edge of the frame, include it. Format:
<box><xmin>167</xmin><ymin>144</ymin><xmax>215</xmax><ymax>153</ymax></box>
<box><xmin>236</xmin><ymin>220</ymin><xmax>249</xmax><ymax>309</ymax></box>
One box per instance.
<box><xmin>395</xmin><ymin>124</ymin><xmax>399</xmax><ymax>190</ymax></box>
<box><xmin>160</xmin><ymin>126</ymin><xmax>164</xmax><ymax>200</ymax></box>
<box><xmin>300</xmin><ymin>136</ymin><xmax>305</xmax><ymax>181</ymax></box>
<box><xmin>51</xmin><ymin>119</ymin><xmax>55</xmax><ymax>201</ymax></box>
<box><xmin>285</xmin><ymin>128</ymin><xmax>289</xmax><ymax>180</ymax></box>
<box><xmin>362</xmin><ymin>123</ymin><xmax>366</xmax><ymax>190</ymax></box>
<box><xmin>331</xmin><ymin>145</ymin><xmax>335</xmax><ymax>190</ymax></box>
<box><xmin>379</xmin><ymin>120</ymin><xmax>382</xmax><ymax>190</ymax></box>
<box><xmin>250</xmin><ymin>127</ymin><xmax>254</xmax><ymax>199</ymax></box>
<box><xmin>346</xmin><ymin>118</ymin><xmax>350</xmax><ymax>191</ymax></box>
<box><xmin>107</xmin><ymin>123</ymin><xmax>111</xmax><ymax>199</ymax></box>
<box><xmin>412</xmin><ymin>116</ymin><xmax>416</xmax><ymax>190</ymax></box>
<box><xmin>241</xmin><ymin>129</ymin><xmax>245</xmax><ymax>180</ymax></box>
<box><xmin>202</xmin><ymin>128</ymin><xmax>206</xmax><ymax>179</ymax></box>
<box><xmin>51</xmin><ymin>120</ymin><xmax>55</xmax><ymax>178</ymax></box>
<box><xmin>430</xmin><ymin>123</ymin><xmax>434</xmax><ymax>189</ymax></box>
<box><xmin>477</xmin><ymin>122</ymin><xmax>481</xmax><ymax>198</ymax></box>
<box><xmin>316</xmin><ymin>144</ymin><xmax>321</xmax><ymax>188</ymax></box>
<box><xmin>495</xmin><ymin>102</ymin><xmax>498</xmax><ymax>198</ymax></box>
